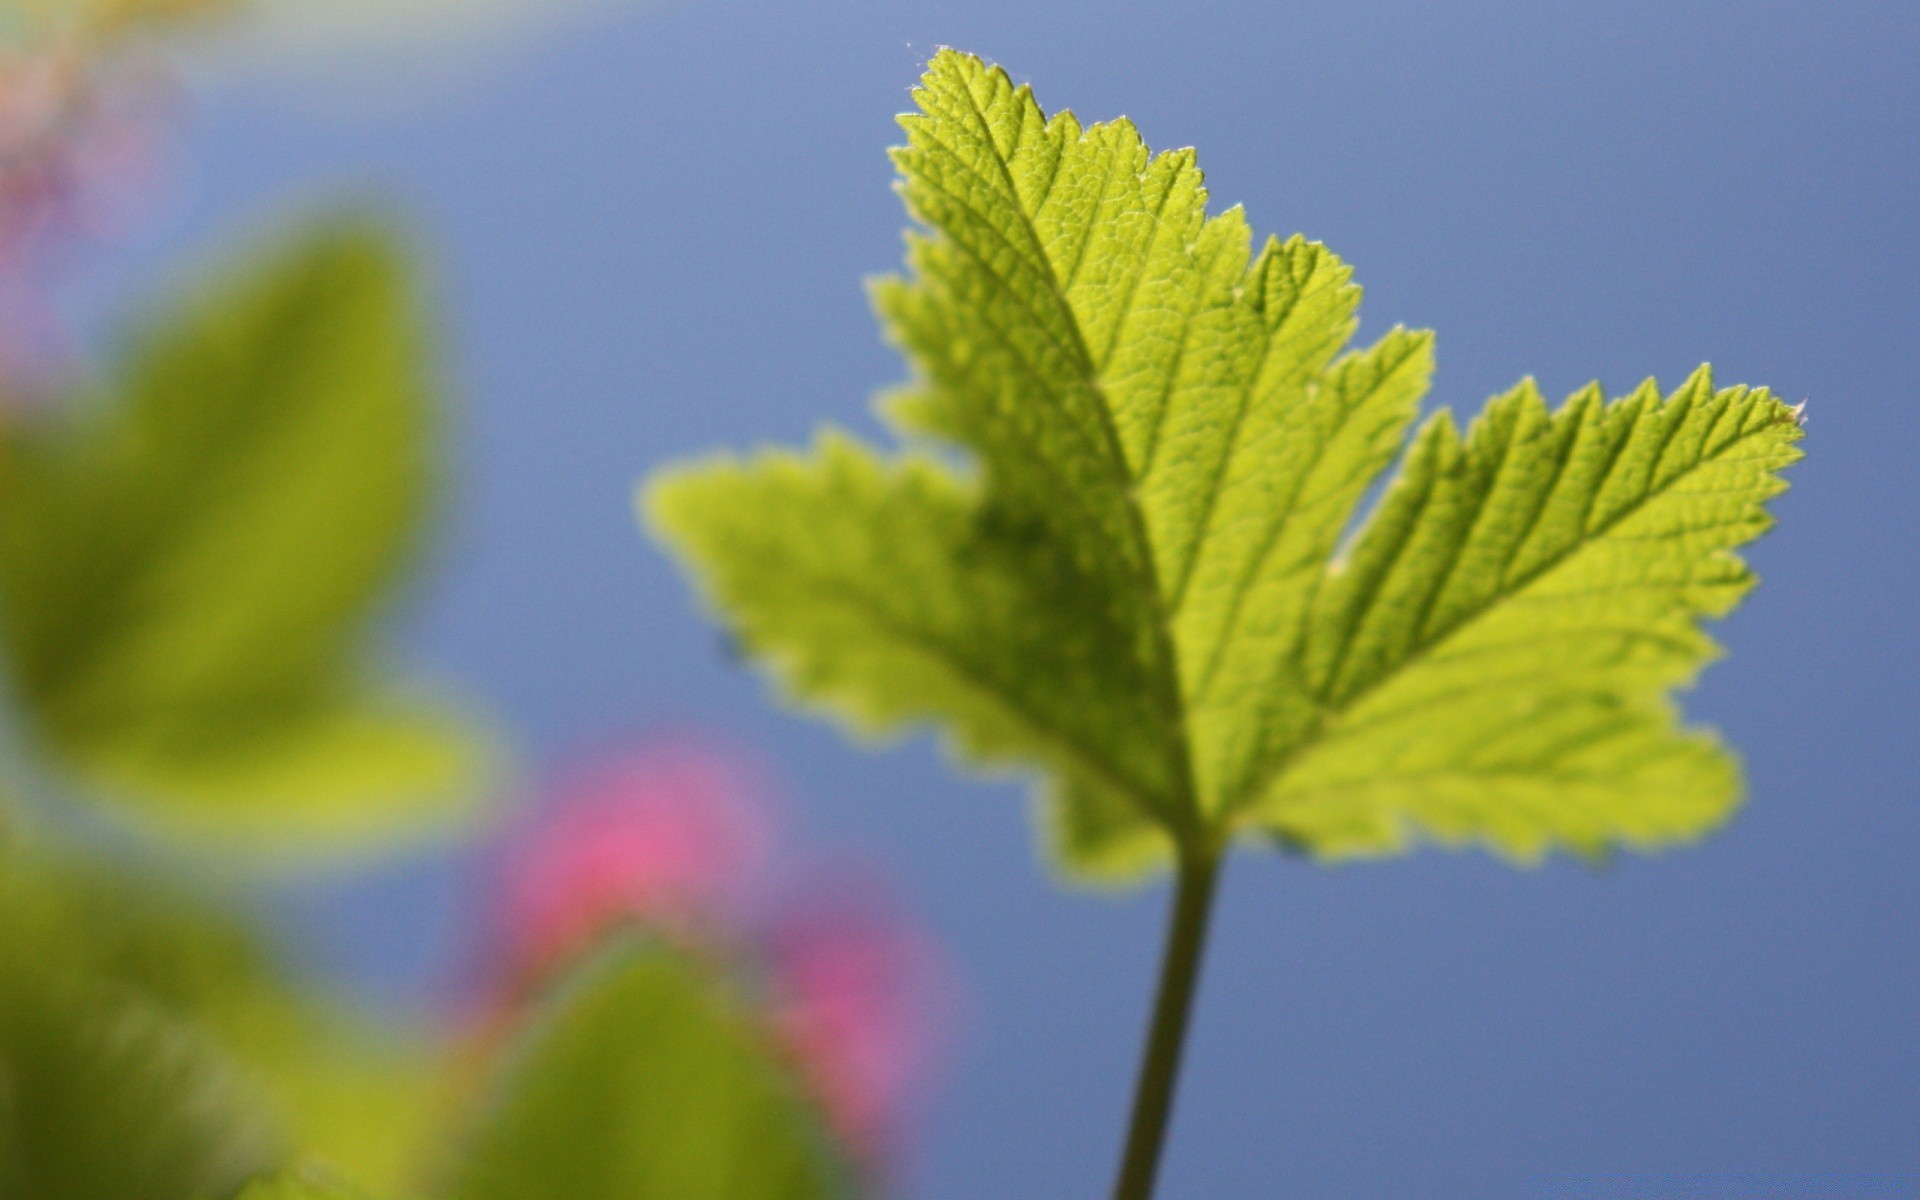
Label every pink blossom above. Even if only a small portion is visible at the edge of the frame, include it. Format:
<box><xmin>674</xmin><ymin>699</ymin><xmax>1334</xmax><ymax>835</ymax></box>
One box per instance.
<box><xmin>764</xmin><ymin>883</ymin><xmax>949</xmax><ymax>1182</ymax></box>
<box><xmin>493</xmin><ymin>743</ymin><xmax>771</xmax><ymax>983</ymax></box>
<box><xmin>0</xmin><ymin>45</ymin><xmax>169</xmax><ymax>397</ymax></box>
<box><xmin>478</xmin><ymin>738</ymin><xmax>952</xmax><ymax>1181</ymax></box>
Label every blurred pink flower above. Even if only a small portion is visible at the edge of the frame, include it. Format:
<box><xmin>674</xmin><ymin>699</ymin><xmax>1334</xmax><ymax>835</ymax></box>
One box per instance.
<box><xmin>0</xmin><ymin>44</ymin><xmax>170</xmax><ymax>397</ymax></box>
<box><xmin>764</xmin><ymin>886</ymin><xmax>948</xmax><ymax>1183</ymax></box>
<box><xmin>478</xmin><ymin>737</ymin><xmax>952</xmax><ymax>1182</ymax></box>
<box><xmin>494</xmin><ymin>743</ymin><xmax>771</xmax><ymax>981</ymax></box>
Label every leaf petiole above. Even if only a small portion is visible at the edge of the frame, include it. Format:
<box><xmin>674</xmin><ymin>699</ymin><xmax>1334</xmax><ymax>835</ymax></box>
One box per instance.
<box><xmin>1112</xmin><ymin>843</ymin><xmax>1225</xmax><ymax>1200</ymax></box>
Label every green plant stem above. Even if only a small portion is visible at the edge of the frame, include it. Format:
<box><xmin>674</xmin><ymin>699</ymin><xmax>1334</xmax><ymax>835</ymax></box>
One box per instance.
<box><xmin>1111</xmin><ymin>845</ymin><xmax>1224</xmax><ymax>1200</ymax></box>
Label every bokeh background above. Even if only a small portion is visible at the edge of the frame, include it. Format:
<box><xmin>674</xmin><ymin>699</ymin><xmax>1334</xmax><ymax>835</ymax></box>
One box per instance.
<box><xmin>53</xmin><ymin>2</ymin><xmax>1920</xmax><ymax>1197</ymax></box>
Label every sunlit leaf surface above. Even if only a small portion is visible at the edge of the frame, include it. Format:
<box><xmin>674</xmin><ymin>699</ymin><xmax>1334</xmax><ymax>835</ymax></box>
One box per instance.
<box><xmin>649</xmin><ymin>49</ymin><xmax>1803</xmax><ymax>881</ymax></box>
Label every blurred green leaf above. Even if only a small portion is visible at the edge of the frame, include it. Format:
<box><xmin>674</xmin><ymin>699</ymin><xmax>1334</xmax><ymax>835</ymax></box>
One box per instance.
<box><xmin>0</xmin><ymin>958</ymin><xmax>277</xmax><ymax>1200</ymax></box>
<box><xmin>0</xmin><ymin>215</ymin><xmax>492</xmax><ymax>857</ymax></box>
<box><xmin>0</xmin><ymin>842</ymin><xmax>453</xmax><ymax>1194</ymax></box>
<box><xmin>449</xmin><ymin>939</ymin><xmax>851</xmax><ymax>1200</ymax></box>
<box><xmin>228</xmin><ymin>1165</ymin><xmax>374</xmax><ymax>1200</ymax></box>
<box><xmin>215</xmin><ymin>998</ymin><xmax>452</xmax><ymax>1198</ymax></box>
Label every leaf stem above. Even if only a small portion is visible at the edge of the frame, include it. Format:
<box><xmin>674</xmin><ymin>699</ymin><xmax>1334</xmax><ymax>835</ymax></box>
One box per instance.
<box><xmin>1111</xmin><ymin>845</ymin><xmax>1224</xmax><ymax>1200</ymax></box>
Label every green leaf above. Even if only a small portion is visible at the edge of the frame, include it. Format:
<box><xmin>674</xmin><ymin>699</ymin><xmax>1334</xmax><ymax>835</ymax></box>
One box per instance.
<box><xmin>645</xmin><ymin>49</ymin><xmax>1802</xmax><ymax>879</ymax></box>
<box><xmin>0</xmin><ymin>215</ymin><xmax>492</xmax><ymax>858</ymax></box>
<box><xmin>228</xmin><ymin>1166</ymin><xmax>374</xmax><ymax>1200</ymax></box>
<box><xmin>0</xmin><ymin>959</ymin><xmax>277</xmax><ymax>1200</ymax></box>
<box><xmin>448</xmin><ymin>939</ymin><xmax>849</xmax><ymax>1200</ymax></box>
<box><xmin>219</xmin><ymin>1012</ymin><xmax>449</xmax><ymax>1200</ymax></box>
<box><xmin>0</xmin><ymin>842</ymin><xmax>453</xmax><ymax>1196</ymax></box>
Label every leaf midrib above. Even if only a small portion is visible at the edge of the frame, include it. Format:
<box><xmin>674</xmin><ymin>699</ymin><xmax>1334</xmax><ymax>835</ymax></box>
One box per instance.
<box><xmin>950</xmin><ymin>73</ymin><xmax>1203</xmax><ymax>829</ymax></box>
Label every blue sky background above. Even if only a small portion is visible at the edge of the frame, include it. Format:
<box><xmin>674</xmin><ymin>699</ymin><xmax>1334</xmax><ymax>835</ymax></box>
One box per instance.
<box><xmin>127</xmin><ymin>2</ymin><xmax>1920</xmax><ymax>1197</ymax></box>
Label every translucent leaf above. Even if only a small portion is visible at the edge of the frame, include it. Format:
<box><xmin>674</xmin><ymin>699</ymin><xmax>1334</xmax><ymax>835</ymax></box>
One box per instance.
<box><xmin>1257</xmin><ymin>372</ymin><xmax>1800</xmax><ymax>859</ymax></box>
<box><xmin>647</xmin><ymin>50</ymin><xmax>1803</xmax><ymax>881</ymax></box>
<box><xmin>0</xmin><ymin>216</ymin><xmax>492</xmax><ymax>859</ymax></box>
<box><xmin>448</xmin><ymin>939</ymin><xmax>850</xmax><ymax>1200</ymax></box>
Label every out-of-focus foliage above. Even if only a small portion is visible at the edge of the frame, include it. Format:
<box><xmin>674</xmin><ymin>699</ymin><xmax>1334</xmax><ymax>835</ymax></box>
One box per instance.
<box><xmin>0</xmin><ymin>0</ymin><xmax>238</xmax><ymax>51</ymax></box>
<box><xmin>450</xmin><ymin>938</ymin><xmax>852</xmax><ymax>1200</ymax></box>
<box><xmin>648</xmin><ymin>49</ymin><xmax>1805</xmax><ymax>884</ymax></box>
<box><xmin>477</xmin><ymin>742</ymin><xmax>944</xmax><ymax>1183</ymax></box>
<box><xmin>0</xmin><ymin>19</ymin><xmax>922</xmax><ymax>1197</ymax></box>
<box><xmin>228</xmin><ymin>1168</ymin><xmax>372</xmax><ymax>1200</ymax></box>
<box><xmin>0</xmin><ymin>208</ymin><xmax>488</xmax><ymax>1192</ymax></box>
<box><xmin>1</xmin><ymin>0</ymin><xmax>639</xmax><ymax>63</ymax></box>
<box><xmin>0</xmin><ymin>217</ymin><xmax>490</xmax><ymax>857</ymax></box>
<box><xmin>0</xmin><ymin>208</ymin><xmax>868</xmax><ymax>1197</ymax></box>
<box><xmin>0</xmin><ymin>739</ymin><xmax>914</xmax><ymax>1199</ymax></box>
<box><xmin>0</xmin><ymin>839</ymin><xmax>454</xmax><ymax>1194</ymax></box>
<box><xmin>0</xmin><ymin>926</ymin><xmax>276</xmax><ymax>1200</ymax></box>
